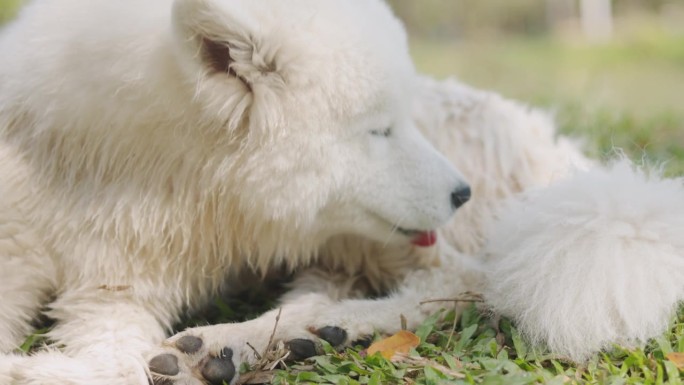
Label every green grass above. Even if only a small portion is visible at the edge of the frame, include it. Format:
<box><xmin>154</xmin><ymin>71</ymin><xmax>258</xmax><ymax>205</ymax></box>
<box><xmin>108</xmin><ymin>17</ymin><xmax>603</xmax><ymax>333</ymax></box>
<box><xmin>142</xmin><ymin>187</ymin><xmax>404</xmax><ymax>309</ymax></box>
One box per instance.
<box><xmin>264</xmin><ymin>305</ymin><xmax>684</xmax><ymax>385</ymax></box>
<box><xmin>556</xmin><ymin>104</ymin><xmax>684</xmax><ymax>176</ymax></box>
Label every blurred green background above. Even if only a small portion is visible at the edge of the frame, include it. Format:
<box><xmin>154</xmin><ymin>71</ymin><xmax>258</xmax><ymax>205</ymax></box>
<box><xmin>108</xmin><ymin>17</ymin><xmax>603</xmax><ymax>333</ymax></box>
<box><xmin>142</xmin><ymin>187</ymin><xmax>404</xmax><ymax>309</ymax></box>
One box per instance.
<box><xmin>0</xmin><ymin>0</ymin><xmax>19</xmax><ymax>24</ymax></box>
<box><xmin>388</xmin><ymin>0</ymin><xmax>683</xmax><ymax>116</ymax></box>
<box><xmin>2</xmin><ymin>0</ymin><xmax>683</xmax><ymax>171</ymax></box>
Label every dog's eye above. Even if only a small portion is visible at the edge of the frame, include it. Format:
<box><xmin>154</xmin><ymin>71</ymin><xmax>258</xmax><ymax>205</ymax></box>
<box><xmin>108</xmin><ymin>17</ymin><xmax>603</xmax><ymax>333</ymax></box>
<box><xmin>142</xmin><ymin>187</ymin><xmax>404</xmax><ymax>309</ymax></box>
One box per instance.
<box><xmin>369</xmin><ymin>127</ymin><xmax>392</xmax><ymax>137</ymax></box>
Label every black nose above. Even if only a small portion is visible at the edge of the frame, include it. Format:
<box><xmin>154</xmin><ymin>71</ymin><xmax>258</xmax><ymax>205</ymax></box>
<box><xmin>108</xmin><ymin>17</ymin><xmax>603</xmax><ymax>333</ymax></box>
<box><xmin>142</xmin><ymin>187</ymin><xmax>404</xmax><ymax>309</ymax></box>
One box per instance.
<box><xmin>451</xmin><ymin>185</ymin><xmax>471</xmax><ymax>210</ymax></box>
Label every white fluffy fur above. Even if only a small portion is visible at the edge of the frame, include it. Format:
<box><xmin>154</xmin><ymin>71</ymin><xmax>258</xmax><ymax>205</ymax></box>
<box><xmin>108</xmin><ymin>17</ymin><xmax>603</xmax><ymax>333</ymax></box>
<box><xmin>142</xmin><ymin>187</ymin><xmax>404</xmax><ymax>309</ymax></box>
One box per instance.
<box><xmin>1</xmin><ymin>0</ymin><xmax>684</xmax><ymax>384</ymax></box>
<box><xmin>483</xmin><ymin>161</ymin><xmax>684</xmax><ymax>360</ymax></box>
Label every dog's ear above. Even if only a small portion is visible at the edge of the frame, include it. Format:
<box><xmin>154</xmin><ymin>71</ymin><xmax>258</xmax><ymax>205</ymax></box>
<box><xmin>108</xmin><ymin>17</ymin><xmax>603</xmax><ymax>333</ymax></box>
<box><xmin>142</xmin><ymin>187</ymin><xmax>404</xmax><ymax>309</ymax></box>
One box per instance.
<box><xmin>172</xmin><ymin>0</ymin><xmax>288</xmax><ymax>134</ymax></box>
<box><xmin>172</xmin><ymin>0</ymin><xmax>274</xmax><ymax>88</ymax></box>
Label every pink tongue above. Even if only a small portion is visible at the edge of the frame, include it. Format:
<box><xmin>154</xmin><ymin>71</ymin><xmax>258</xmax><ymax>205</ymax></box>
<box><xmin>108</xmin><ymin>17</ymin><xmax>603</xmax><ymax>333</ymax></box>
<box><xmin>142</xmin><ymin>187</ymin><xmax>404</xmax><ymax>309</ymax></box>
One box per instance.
<box><xmin>411</xmin><ymin>231</ymin><xmax>437</xmax><ymax>247</ymax></box>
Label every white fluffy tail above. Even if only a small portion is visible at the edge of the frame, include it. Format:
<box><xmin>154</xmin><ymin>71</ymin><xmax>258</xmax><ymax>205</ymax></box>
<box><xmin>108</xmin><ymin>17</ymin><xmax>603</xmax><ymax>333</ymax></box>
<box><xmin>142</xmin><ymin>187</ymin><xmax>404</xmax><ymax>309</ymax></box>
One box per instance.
<box><xmin>483</xmin><ymin>161</ymin><xmax>684</xmax><ymax>361</ymax></box>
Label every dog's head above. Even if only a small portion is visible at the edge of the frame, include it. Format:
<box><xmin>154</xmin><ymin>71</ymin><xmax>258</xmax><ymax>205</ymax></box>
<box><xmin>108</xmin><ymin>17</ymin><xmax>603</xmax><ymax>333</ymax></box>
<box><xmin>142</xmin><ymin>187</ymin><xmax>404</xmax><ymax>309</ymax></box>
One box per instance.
<box><xmin>171</xmin><ymin>0</ymin><xmax>470</xmax><ymax>252</ymax></box>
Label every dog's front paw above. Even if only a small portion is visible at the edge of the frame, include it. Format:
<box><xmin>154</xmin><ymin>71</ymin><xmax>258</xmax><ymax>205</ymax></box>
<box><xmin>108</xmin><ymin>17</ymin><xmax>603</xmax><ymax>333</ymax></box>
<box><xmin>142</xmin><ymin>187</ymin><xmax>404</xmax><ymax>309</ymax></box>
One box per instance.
<box><xmin>147</xmin><ymin>323</ymin><xmax>367</xmax><ymax>384</ymax></box>
<box><xmin>148</xmin><ymin>332</ymin><xmax>237</xmax><ymax>385</ymax></box>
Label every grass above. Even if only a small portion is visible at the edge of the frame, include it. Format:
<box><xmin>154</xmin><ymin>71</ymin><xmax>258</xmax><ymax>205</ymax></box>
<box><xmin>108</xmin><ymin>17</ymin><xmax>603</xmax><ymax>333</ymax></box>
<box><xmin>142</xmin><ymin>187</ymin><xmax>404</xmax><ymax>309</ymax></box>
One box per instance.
<box><xmin>556</xmin><ymin>104</ymin><xmax>684</xmax><ymax>176</ymax></box>
<box><xmin>268</xmin><ymin>306</ymin><xmax>684</xmax><ymax>385</ymax></box>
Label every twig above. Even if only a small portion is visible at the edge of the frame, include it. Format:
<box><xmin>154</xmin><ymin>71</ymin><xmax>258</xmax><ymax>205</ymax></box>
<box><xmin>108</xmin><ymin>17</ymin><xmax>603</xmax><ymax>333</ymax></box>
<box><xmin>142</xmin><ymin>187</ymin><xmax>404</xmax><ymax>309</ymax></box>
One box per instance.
<box><xmin>236</xmin><ymin>308</ymin><xmax>286</xmax><ymax>385</ymax></box>
<box><xmin>246</xmin><ymin>342</ymin><xmax>262</xmax><ymax>361</ymax></box>
<box><xmin>269</xmin><ymin>350</ymin><xmax>290</xmax><ymax>371</ymax></box>
<box><xmin>444</xmin><ymin>304</ymin><xmax>459</xmax><ymax>351</ymax></box>
<box><xmin>419</xmin><ymin>292</ymin><xmax>484</xmax><ymax>305</ymax></box>
<box><xmin>266</xmin><ymin>307</ymin><xmax>283</xmax><ymax>353</ymax></box>
<box><xmin>245</xmin><ymin>308</ymin><xmax>283</xmax><ymax>368</ymax></box>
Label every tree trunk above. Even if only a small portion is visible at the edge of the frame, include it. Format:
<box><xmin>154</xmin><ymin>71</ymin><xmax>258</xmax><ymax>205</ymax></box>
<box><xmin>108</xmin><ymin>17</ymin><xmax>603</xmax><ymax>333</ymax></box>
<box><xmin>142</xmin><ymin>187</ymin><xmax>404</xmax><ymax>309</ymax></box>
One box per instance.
<box><xmin>580</xmin><ymin>0</ymin><xmax>613</xmax><ymax>43</ymax></box>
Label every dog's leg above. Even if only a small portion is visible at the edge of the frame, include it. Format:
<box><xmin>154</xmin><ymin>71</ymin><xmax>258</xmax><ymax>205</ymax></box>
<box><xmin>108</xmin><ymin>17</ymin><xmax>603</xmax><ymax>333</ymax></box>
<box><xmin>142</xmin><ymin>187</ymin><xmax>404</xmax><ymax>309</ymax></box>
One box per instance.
<box><xmin>151</xmin><ymin>244</ymin><xmax>482</xmax><ymax>385</ymax></box>
<box><xmin>147</xmin><ymin>267</ymin><xmax>366</xmax><ymax>385</ymax></box>
<box><xmin>0</xmin><ymin>217</ymin><xmax>56</xmax><ymax>354</ymax></box>
<box><xmin>4</xmin><ymin>293</ymin><xmax>171</xmax><ymax>385</ymax></box>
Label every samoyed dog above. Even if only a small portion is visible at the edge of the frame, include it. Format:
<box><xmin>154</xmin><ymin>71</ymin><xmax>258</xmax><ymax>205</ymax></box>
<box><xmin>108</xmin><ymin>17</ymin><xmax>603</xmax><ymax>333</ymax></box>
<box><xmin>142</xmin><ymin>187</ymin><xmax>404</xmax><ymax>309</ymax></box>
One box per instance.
<box><xmin>1</xmin><ymin>0</ymin><xmax>684</xmax><ymax>384</ymax></box>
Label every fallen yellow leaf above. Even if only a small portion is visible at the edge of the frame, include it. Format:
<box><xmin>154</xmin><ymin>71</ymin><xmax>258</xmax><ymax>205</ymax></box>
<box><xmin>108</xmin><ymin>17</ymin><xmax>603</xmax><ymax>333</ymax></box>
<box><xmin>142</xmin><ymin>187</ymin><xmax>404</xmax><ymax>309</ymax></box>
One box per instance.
<box><xmin>367</xmin><ymin>330</ymin><xmax>420</xmax><ymax>359</ymax></box>
<box><xmin>666</xmin><ymin>352</ymin><xmax>684</xmax><ymax>369</ymax></box>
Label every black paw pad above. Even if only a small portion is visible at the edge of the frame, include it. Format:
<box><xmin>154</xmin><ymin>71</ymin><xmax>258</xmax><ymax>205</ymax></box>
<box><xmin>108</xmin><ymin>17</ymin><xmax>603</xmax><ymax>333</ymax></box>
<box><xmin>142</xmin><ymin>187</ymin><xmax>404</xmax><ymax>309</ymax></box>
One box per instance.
<box><xmin>287</xmin><ymin>339</ymin><xmax>319</xmax><ymax>360</ymax></box>
<box><xmin>201</xmin><ymin>348</ymin><xmax>235</xmax><ymax>385</ymax></box>
<box><xmin>317</xmin><ymin>326</ymin><xmax>347</xmax><ymax>346</ymax></box>
<box><xmin>351</xmin><ymin>337</ymin><xmax>373</xmax><ymax>348</ymax></box>
<box><xmin>148</xmin><ymin>353</ymin><xmax>180</xmax><ymax>376</ymax></box>
<box><xmin>176</xmin><ymin>335</ymin><xmax>203</xmax><ymax>354</ymax></box>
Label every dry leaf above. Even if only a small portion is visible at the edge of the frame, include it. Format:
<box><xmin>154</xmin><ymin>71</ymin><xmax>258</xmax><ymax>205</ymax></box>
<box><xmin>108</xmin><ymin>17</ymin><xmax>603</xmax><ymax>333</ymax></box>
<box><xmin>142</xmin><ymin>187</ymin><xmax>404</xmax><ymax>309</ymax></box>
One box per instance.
<box><xmin>666</xmin><ymin>352</ymin><xmax>684</xmax><ymax>369</ymax></box>
<box><xmin>367</xmin><ymin>330</ymin><xmax>420</xmax><ymax>359</ymax></box>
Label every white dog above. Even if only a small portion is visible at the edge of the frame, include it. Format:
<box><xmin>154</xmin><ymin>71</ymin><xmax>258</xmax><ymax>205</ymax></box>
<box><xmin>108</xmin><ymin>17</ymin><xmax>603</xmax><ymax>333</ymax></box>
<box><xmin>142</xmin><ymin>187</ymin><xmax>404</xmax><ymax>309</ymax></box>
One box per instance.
<box><xmin>2</xmin><ymin>1</ymin><xmax>684</xmax><ymax>384</ymax></box>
